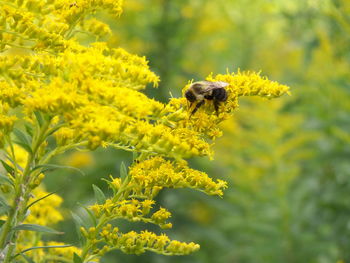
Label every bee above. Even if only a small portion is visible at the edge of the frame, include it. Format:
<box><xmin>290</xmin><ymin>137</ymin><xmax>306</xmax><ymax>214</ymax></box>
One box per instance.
<box><xmin>185</xmin><ymin>81</ymin><xmax>229</xmax><ymax>116</ymax></box>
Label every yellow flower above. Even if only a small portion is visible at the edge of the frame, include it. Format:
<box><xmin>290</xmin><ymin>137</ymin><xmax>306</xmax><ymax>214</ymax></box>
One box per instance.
<box><xmin>0</xmin><ymin>114</ymin><xmax>17</xmax><ymax>134</ymax></box>
<box><xmin>65</xmin><ymin>151</ymin><xmax>94</xmax><ymax>168</ymax></box>
<box><xmin>129</xmin><ymin>157</ymin><xmax>227</xmax><ymax>197</ymax></box>
<box><xmin>89</xmin><ymin>199</ymin><xmax>172</xmax><ymax>228</ymax></box>
<box><xmin>101</xmin><ymin>229</ymin><xmax>200</xmax><ymax>256</ymax></box>
<box><xmin>26</xmin><ymin>187</ymin><xmax>64</xmax><ymax>226</ymax></box>
<box><xmin>82</xmin><ymin>18</ymin><xmax>112</xmax><ymax>38</ymax></box>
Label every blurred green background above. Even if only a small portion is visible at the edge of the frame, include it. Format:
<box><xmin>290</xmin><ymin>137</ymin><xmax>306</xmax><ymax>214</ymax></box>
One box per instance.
<box><xmin>45</xmin><ymin>0</ymin><xmax>350</xmax><ymax>262</ymax></box>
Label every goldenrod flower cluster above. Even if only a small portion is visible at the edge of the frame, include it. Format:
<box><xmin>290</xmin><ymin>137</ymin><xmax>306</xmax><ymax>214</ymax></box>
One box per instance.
<box><xmin>175</xmin><ymin>71</ymin><xmax>290</xmax><ymax>140</ymax></box>
<box><xmin>83</xmin><ymin>157</ymin><xmax>227</xmax><ymax>258</ymax></box>
<box><xmin>90</xmin><ymin>199</ymin><xmax>172</xmax><ymax>229</ymax></box>
<box><xmin>129</xmin><ymin>157</ymin><xmax>227</xmax><ymax>197</ymax></box>
<box><xmin>0</xmin><ymin>0</ymin><xmax>290</xmax><ymax>262</ymax></box>
<box><xmin>83</xmin><ymin>225</ymin><xmax>199</xmax><ymax>256</ymax></box>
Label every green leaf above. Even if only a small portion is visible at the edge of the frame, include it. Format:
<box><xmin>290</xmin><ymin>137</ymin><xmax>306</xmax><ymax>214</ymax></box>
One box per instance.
<box><xmin>0</xmin><ymin>195</ymin><xmax>10</xmax><ymax>207</ymax></box>
<box><xmin>77</xmin><ymin>203</ymin><xmax>97</xmax><ymax>227</ymax></box>
<box><xmin>34</xmin><ymin>111</ymin><xmax>44</xmax><ymax>127</ymax></box>
<box><xmin>21</xmin><ymin>244</ymin><xmax>73</xmax><ymax>255</ymax></box>
<box><xmin>0</xmin><ymin>219</ymin><xmax>6</xmax><ymax>227</ymax></box>
<box><xmin>71</xmin><ymin>212</ymin><xmax>85</xmax><ymax>246</ymax></box>
<box><xmin>71</xmin><ymin>212</ymin><xmax>86</xmax><ymax>228</ymax></box>
<box><xmin>0</xmin><ymin>206</ymin><xmax>10</xmax><ymax>216</ymax></box>
<box><xmin>3</xmin><ymin>156</ymin><xmax>23</xmax><ymax>173</ymax></box>
<box><xmin>32</xmin><ymin>164</ymin><xmax>85</xmax><ymax>176</ymax></box>
<box><xmin>0</xmin><ymin>196</ymin><xmax>11</xmax><ymax>216</ymax></box>
<box><xmin>13</xmin><ymin>128</ymin><xmax>32</xmax><ymax>147</ymax></box>
<box><xmin>13</xmin><ymin>224</ymin><xmax>63</xmax><ymax>235</ymax></box>
<box><xmin>0</xmin><ymin>159</ymin><xmax>14</xmax><ymax>175</ymax></box>
<box><xmin>0</xmin><ymin>203</ymin><xmax>11</xmax><ymax>216</ymax></box>
<box><xmin>120</xmin><ymin>162</ymin><xmax>127</xmax><ymax>180</ymax></box>
<box><xmin>0</xmin><ymin>174</ymin><xmax>14</xmax><ymax>186</ymax></box>
<box><xmin>92</xmin><ymin>184</ymin><xmax>106</xmax><ymax>205</ymax></box>
<box><xmin>24</xmin><ymin>124</ymin><xmax>33</xmax><ymax>137</ymax></box>
<box><xmin>46</xmin><ymin>124</ymin><xmax>65</xmax><ymax>137</ymax></box>
<box><xmin>20</xmin><ymin>253</ymin><xmax>35</xmax><ymax>263</ymax></box>
<box><xmin>73</xmin><ymin>253</ymin><xmax>83</xmax><ymax>263</ymax></box>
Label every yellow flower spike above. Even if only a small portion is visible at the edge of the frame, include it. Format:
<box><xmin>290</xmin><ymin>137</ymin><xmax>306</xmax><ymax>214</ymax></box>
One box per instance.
<box><xmin>0</xmin><ymin>82</ymin><xmax>23</xmax><ymax>107</ymax></box>
<box><xmin>154</xmin><ymin>234</ymin><xmax>170</xmax><ymax>250</ymax></box>
<box><xmin>207</xmin><ymin>70</ymin><xmax>290</xmax><ymax>101</ymax></box>
<box><xmin>0</xmin><ymin>114</ymin><xmax>17</xmax><ymax>134</ymax></box>
<box><xmin>0</xmin><ymin>0</ymin><xmax>292</xmax><ymax>260</ymax></box>
<box><xmin>128</xmin><ymin>157</ymin><xmax>227</xmax><ymax>198</ymax></box>
<box><xmin>151</xmin><ymin>207</ymin><xmax>172</xmax><ymax>225</ymax></box>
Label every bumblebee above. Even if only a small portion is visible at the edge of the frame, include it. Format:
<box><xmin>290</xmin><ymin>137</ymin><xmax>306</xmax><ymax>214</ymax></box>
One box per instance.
<box><xmin>185</xmin><ymin>81</ymin><xmax>229</xmax><ymax>116</ymax></box>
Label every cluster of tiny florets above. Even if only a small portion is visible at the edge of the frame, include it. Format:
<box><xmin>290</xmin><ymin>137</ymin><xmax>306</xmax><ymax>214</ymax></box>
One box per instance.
<box><xmin>0</xmin><ymin>0</ymin><xmax>290</xmax><ymax>261</ymax></box>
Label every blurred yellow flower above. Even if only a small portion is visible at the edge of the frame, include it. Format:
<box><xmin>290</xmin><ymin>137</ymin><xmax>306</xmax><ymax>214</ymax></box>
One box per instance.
<box><xmin>26</xmin><ymin>187</ymin><xmax>64</xmax><ymax>226</ymax></box>
<box><xmin>65</xmin><ymin>151</ymin><xmax>94</xmax><ymax>168</ymax></box>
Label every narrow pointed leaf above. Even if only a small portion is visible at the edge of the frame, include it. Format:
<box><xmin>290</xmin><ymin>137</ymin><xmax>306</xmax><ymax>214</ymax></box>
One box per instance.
<box><xmin>0</xmin><ymin>174</ymin><xmax>14</xmax><ymax>186</ymax></box>
<box><xmin>77</xmin><ymin>203</ymin><xmax>97</xmax><ymax>227</ymax></box>
<box><xmin>34</xmin><ymin>111</ymin><xmax>44</xmax><ymax>127</ymax></box>
<box><xmin>13</xmin><ymin>224</ymin><xmax>63</xmax><ymax>234</ymax></box>
<box><xmin>13</xmin><ymin>128</ymin><xmax>32</xmax><ymax>147</ymax></box>
<box><xmin>71</xmin><ymin>212</ymin><xmax>85</xmax><ymax>246</ymax></box>
<box><xmin>0</xmin><ymin>160</ymin><xmax>14</xmax><ymax>175</ymax></box>
<box><xmin>73</xmin><ymin>253</ymin><xmax>83</xmax><ymax>263</ymax></box>
<box><xmin>92</xmin><ymin>184</ymin><xmax>106</xmax><ymax>204</ymax></box>
<box><xmin>24</xmin><ymin>124</ymin><xmax>33</xmax><ymax>137</ymax></box>
<box><xmin>120</xmin><ymin>162</ymin><xmax>127</xmax><ymax>180</ymax></box>
<box><xmin>3</xmin><ymin>156</ymin><xmax>23</xmax><ymax>173</ymax></box>
<box><xmin>32</xmin><ymin>164</ymin><xmax>85</xmax><ymax>176</ymax></box>
<box><xmin>46</xmin><ymin>124</ymin><xmax>65</xmax><ymax>137</ymax></box>
<box><xmin>0</xmin><ymin>195</ymin><xmax>10</xmax><ymax>208</ymax></box>
<box><xmin>0</xmin><ymin>205</ymin><xmax>10</xmax><ymax>216</ymax></box>
<box><xmin>20</xmin><ymin>244</ymin><xmax>73</xmax><ymax>254</ymax></box>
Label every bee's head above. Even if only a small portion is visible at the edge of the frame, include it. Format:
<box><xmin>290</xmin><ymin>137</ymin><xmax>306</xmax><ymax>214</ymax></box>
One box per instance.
<box><xmin>185</xmin><ymin>89</ymin><xmax>197</xmax><ymax>102</ymax></box>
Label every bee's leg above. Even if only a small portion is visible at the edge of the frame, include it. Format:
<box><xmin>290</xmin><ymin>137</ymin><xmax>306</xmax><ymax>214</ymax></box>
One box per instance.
<box><xmin>191</xmin><ymin>100</ymin><xmax>205</xmax><ymax>116</ymax></box>
<box><xmin>213</xmin><ymin>100</ymin><xmax>220</xmax><ymax>115</ymax></box>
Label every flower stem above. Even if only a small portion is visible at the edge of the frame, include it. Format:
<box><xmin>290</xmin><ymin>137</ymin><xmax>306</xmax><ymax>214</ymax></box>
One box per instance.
<box><xmin>80</xmin><ymin>172</ymin><xmax>132</xmax><ymax>262</ymax></box>
<box><xmin>0</xmin><ymin>118</ymin><xmax>51</xmax><ymax>263</ymax></box>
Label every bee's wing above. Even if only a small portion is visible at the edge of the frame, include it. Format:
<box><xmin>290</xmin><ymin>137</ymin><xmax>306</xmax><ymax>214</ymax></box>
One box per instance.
<box><xmin>197</xmin><ymin>81</ymin><xmax>229</xmax><ymax>93</ymax></box>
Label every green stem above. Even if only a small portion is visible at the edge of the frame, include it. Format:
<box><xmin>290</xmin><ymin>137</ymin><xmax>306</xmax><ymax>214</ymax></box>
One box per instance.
<box><xmin>0</xmin><ymin>119</ymin><xmax>51</xmax><ymax>263</ymax></box>
<box><xmin>39</xmin><ymin>141</ymin><xmax>88</xmax><ymax>166</ymax></box>
<box><xmin>80</xmin><ymin>172</ymin><xmax>133</xmax><ymax>262</ymax></box>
